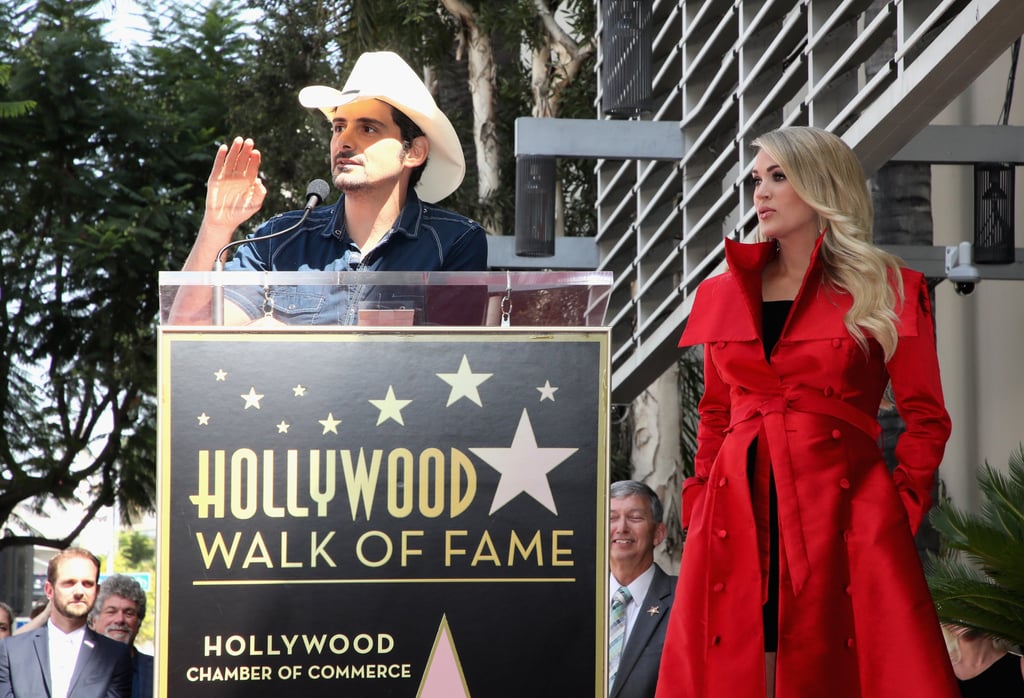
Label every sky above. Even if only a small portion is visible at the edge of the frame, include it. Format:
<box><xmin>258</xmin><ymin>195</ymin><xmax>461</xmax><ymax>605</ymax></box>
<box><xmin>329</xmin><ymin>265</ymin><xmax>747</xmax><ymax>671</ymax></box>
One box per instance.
<box><xmin>17</xmin><ymin>500</ymin><xmax>123</xmax><ymax>574</ymax></box>
<box><xmin>93</xmin><ymin>0</ymin><xmax>151</xmax><ymax>47</ymax></box>
<box><xmin>92</xmin><ymin>0</ymin><xmax>262</xmax><ymax>47</ymax></box>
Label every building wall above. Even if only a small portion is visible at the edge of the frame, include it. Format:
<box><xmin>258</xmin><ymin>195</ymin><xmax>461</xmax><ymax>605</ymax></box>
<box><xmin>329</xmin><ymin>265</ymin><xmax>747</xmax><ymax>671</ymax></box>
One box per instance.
<box><xmin>932</xmin><ymin>47</ymin><xmax>1024</xmax><ymax>511</ymax></box>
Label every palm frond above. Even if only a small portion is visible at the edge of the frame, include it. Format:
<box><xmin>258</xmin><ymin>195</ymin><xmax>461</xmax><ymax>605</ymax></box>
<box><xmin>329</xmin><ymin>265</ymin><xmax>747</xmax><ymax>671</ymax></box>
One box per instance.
<box><xmin>0</xmin><ymin>100</ymin><xmax>36</xmax><ymax>118</ymax></box>
<box><xmin>927</xmin><ymin>445</ymin><xmax>1024</xmax><ymax>647</ymax></box>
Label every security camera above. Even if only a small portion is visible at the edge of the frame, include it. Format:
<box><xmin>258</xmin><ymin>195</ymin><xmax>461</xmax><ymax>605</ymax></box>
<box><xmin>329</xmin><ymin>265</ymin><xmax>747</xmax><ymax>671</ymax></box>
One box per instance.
<box><xmin>953</xmin><ymin>280</ymin><xmax>976</xmax><ymax>296</ymax></box>
<box><xmin>944</xmin><ymin>242</ymin><xmax>980</xmax><ymax>296</ymax></box>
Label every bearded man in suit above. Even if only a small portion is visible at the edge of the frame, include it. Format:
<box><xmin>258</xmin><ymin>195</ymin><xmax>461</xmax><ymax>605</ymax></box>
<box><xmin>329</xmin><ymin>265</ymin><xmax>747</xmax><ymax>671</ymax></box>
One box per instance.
<box><xmin>0</xmin><ymin>547</ymin><xmax>132</xmax><ymax>697</ymax></box>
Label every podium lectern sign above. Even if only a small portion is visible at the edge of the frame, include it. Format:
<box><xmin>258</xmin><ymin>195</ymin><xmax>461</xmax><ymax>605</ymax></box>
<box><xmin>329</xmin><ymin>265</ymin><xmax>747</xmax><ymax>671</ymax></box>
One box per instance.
<box><xmin>157</xmin><ymin>315</ymin><xmax>609</xmax><ymax>696</ymax></box>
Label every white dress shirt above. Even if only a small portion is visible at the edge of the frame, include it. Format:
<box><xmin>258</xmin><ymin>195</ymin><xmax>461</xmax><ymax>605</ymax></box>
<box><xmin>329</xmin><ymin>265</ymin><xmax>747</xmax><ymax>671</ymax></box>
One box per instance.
<box><xmin>47</xmin><ymin>619</ymin><xmax>86</xmax><ymax>698</ymax></box>
<box><xmin>609</xmin><ymin>564</ymin><xmax>656</xmax><ymax>647</ymax></box>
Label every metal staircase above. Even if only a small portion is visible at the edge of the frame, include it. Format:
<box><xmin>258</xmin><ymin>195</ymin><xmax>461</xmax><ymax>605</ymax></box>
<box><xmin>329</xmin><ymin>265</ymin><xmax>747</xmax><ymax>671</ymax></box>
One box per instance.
<box><xmin>593</xmin><ymin>0</ymin><xmax>1024</xmax><ymax>403</ymax></box>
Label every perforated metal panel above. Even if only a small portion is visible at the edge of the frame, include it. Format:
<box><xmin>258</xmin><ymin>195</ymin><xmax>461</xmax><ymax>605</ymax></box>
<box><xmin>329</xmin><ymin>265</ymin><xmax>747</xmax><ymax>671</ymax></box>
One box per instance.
<box><xmin>974</xmin><ymin>163</ymin><xmax>1015</xmax><ymax>264</ymax></box>
<box><xmin>600</xmin><ymin>0</ymin><xmax>654</xmax><ymax>117</ymax></box>
<box><xmin>515</xmin><ymin>156</ymin><xmax>558</xmax><ymax>256</ymax></box>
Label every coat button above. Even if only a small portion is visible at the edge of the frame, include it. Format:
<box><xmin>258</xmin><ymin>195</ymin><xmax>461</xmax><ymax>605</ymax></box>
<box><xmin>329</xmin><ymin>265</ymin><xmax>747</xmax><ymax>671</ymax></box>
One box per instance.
<box><xmin>842</xmin><ymin>530</ymin><xmax>851</xmax><ymax>542</ymax></box>
<box><xmin>847</xmin><ymin>638</ymin><xmax>855</xmax><ymax>648</ymax></box>
<box><xmin>832</xmin><ymin>338</ymin><xmax>842</xmax><ymax>348</ymax></box>
<box><xmin>844</xmin><ymin>584</ymin><xmax>852</xmax><ymax>595</ymax></box>
<box><xmin>718</xmin><ymin>477</ymin><xmax>728</xmax><ymax>488</ymax></box>
<box><xmin>716</xmin><ymin>529</ymin><xmax>728</xmax><ymax>539</ymax></box>
<box><xmin>716</xmin><ymin>341</ymin><xmax>727</xmax><ymax>349</ymax></box>
<box><xmin>831</xmin><ymin>429</ymin><xmax>842</xmax><ymax>439</ymax></box>
<box><xmin>711</xmin><ymin>635</ymin><xmax>721</xmax><ymax>646</ymax></box>
<box><xmin>823</xmin><ymin>386</ymin><xmax>834</xmax><ymax>397</ymax></box>
<box><xmin>713</xmin><ymin>582</ymin><xmax>725</xmax><ymax>592</ymax></box>
<box><xmin>839</xmin><ymin>478</ymin><xmax>851</xmax><ymax>490</ymax></box>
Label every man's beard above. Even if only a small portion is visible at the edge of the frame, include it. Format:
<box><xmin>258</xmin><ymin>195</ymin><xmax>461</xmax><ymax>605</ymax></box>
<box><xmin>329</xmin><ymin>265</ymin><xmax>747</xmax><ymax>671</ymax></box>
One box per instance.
<box><xmin>334</xmin><ymin>171</ymin><xmax>366</xmax><ymax>194</ymax></box>
<box><xmin>54</xmin><ymin>596</ymin><xmax>90</xmax><ymax>620</ymax></box>
<box><xmin>103</xmin><ymin>624</ymin><xmax>133</xmax><ymax>643</ymax></box>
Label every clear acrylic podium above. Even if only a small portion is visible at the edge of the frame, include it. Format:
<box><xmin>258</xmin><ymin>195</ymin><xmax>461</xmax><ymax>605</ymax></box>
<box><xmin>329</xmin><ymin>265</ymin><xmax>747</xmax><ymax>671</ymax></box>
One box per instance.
<box><xmin>158</xmin><ymin>270</ymin><xmax>612</xmax><ymax>327</ymax></box>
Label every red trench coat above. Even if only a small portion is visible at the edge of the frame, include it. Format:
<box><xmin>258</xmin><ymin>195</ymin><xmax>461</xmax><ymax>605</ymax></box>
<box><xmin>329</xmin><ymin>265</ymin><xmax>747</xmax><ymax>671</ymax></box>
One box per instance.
<box><xmin>655</xmin><ymin>239</ymin><xmax>959</xmax><ymax>698</ymax></box>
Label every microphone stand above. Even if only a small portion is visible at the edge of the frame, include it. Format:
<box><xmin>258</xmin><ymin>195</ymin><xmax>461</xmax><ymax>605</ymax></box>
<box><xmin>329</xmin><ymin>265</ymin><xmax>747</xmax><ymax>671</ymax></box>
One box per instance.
<box><xmin>210</xmin><ymin>177</ymin><xmax>329</xmax><ymax>323</ymax></box>
<box><xmin>211</xmin><ymin>197</ymin><xmax>323</xmax><ymax>325</ymax></box>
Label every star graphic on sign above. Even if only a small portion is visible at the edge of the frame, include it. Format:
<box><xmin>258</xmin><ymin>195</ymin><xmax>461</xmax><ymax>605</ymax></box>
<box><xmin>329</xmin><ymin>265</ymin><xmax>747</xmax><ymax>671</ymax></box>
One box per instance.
<box><xmin>292</xmin><ymin>384</ymin><xmax>307</xmax><ymax>397</ymax></box>
<box><xmin>469</xmin><ymin>409</ymin><xmax>578</xmax><ymax>515</ymax></box>
<box><xmin>241</xmin><ymin>387</ymin><xmax>264</xmax><ymax>409</ymax></box>
<box><xmin>197</xmin><ymin>413</ymin><xmax>210</xmax><ymax>426</ymax></box>
<box><xmin>436</xmin><ymin>355</ymin><xmax>492</xmax><ymax>407</ymax></box>
<box><xmin>369</xmin><ymin>385</ymin><xmax>412</xmax><ymax>426</ymax></box>
<box><xmin>319</xmin><ymin>413</ymin><xmax>342</xmax><ymax>434</ymax></box>
<box><xmin>276</xmin><ymin>421</ymin><xmax>290</xmax><ymax>433</ymax></box>
<box><xmin>214</xmin><ymin>369</ymin><xmax>227</xmax><ymax>381</ymax></box>
<box><xmin>537</xmin><ymin>380</ymin><xmax>558</xmax><ymax>401</ymax></box>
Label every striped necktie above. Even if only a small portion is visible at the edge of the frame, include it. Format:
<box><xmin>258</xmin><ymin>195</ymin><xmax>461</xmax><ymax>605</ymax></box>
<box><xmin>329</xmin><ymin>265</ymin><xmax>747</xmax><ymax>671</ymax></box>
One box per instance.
<box><xmin>608</xmin><ymin>586</ymin><xmax>632</xmax><ymax>689</ymax></box>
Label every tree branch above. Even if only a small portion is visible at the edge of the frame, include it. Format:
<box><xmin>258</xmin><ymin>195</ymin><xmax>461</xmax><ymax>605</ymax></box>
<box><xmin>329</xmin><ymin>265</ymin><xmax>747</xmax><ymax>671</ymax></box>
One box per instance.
<box><xmin>438</xmin><ymin>0</ymin><xmax>501</xmax><ymax>220</ymax></box>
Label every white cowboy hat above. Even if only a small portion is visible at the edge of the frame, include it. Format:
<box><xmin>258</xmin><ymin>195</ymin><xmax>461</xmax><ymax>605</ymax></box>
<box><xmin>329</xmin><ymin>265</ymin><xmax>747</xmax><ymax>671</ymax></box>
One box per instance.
<box><xmin>299</xmin><ymin>51</ymin><xmax>465</xmax><ymax>204</ymax></box>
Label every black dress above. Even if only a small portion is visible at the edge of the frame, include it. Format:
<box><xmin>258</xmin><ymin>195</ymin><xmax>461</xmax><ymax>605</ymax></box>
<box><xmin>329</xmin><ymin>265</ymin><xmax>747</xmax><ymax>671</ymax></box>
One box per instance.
<box><xmin>750</xmin><ymin>300</ymin><xmax>792</xmax><ymax>652</ymax></box>
<box><xmin>957</xmin><ymin>652</ymin><xmax>1024</xmax><ymax>697</ymax></box>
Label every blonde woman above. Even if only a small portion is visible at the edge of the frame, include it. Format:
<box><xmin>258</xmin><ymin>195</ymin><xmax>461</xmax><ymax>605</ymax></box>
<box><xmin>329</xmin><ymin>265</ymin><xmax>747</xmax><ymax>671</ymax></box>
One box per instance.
<box><xmin>656</xmin><ymin>127</ymin><xmax>958</xmax><ymax>698</ymax></box>
<box><xmin>944</xmin><ymin>624</ymin><xmax>1024</xmax><ymax>696</ymax></box>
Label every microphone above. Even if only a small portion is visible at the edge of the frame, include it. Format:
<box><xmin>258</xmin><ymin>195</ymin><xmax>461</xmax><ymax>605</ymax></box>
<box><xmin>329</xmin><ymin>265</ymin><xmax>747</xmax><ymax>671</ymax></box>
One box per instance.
<box><xmin>301</xmin><ymin>178</ymin><xmax>331</xmax><ymax>212</ymax></box>
<box><xmin>212</xmin><ymin>179</ymin><xmax>331</xmax><ymax>325</ymax></box>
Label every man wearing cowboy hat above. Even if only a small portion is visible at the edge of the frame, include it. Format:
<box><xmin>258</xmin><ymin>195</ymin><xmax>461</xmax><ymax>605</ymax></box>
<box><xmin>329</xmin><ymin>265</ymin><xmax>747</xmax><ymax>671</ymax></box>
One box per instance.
<box><xmin>178</xmin><ymin>51</ymin><xmax>487</xmax><ymax>324</ymax></box>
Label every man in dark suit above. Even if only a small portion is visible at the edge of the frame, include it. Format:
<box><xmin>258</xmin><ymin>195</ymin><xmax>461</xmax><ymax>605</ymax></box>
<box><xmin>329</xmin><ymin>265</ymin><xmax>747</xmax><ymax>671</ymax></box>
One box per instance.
<box><xmin>88</xmin><ymin>574</ymin><xmax>152</xmax><ymax>698</ymax></box>
<box><xmin>0</xmin><ymin>547</ymin><xmax>132</xmax><ymax>697</ymax></box>
<box><xmin>608</xmin><ymin>480</ymin><xmax>676</xmax><ymax>698</ymax></box>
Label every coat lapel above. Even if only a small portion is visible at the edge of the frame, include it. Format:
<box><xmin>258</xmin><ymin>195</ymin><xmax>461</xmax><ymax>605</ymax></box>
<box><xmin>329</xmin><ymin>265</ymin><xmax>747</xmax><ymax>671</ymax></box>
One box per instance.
<box><xmin>66</xmin><ymin>627</ymin><xmax>98</xmax><ymax>697</ymax></box>
<box><xmin>30</xmin><ymin>628</ymin><xmax>53</xmax><ymax>697</ymax></box>
<box><xmin>679</xmin><ymin>239</ymin><xmax>774</xmax><ymax>347</ymax></box>
<box><xmin>610</xmin><ymin>567</ymin><xmax>674</xmax><ymax>698</ymax></box>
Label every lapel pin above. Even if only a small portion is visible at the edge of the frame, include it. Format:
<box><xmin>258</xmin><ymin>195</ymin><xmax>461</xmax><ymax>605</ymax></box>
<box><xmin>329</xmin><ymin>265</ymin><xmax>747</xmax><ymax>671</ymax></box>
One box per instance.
<box><xmin>84</xmin><ymin>640</ymin><xmax>95</xmax><ymax>648</ymax></box>
<box><xmin>646</xmin><ymin>606</ymin><xmax>660</xmax><ymax>616</ymax></box>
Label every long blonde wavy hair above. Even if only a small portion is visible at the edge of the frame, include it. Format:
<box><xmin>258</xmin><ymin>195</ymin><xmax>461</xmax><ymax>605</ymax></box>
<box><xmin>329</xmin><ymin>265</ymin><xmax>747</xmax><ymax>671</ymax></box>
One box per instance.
<box><xmin>751</xmin><ymin>126</ymin><xmax>905</xmax><ymax>360</ymax></box>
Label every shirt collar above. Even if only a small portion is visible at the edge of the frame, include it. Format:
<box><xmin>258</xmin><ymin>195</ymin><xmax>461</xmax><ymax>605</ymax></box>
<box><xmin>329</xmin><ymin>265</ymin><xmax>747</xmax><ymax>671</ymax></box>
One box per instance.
<box><xmin>47</xmin><ymin>618</ymin><xmax>87</xmax><ymax>641</ymax></box>
<box><xmin>609</xmin><ymin>563</ymin><xmax>656</xmax><ymax>605</ymax></box>
<box><xmin>326</xmin><ymin>189</ymin><xmax>424</xmax><ymax>242</ymax></box>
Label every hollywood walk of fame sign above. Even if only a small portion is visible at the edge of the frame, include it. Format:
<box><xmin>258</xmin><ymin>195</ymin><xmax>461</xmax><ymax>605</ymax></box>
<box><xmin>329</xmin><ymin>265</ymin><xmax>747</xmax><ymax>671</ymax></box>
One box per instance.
<box><xmin>157</xmin><ymin>327</ymin><xmax>609</xmax><ymax>697</ymax></box>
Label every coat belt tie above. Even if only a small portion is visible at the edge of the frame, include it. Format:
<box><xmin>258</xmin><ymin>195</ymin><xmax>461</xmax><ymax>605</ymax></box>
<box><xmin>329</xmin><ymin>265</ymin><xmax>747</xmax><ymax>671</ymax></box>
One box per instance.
<box><xmin>731</xmin><ymin>391</ymin><xmax>881</xmax><ymax>597</ymax></box>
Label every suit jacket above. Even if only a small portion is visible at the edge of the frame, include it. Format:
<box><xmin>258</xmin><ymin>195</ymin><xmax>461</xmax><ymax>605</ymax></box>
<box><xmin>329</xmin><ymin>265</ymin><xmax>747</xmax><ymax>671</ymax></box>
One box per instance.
<box><xmin>610</xmin><ymin>565</ymin><xmax>676</xmax><ymax>698</ymax></box>
<box><xmin>131</xmin><ymin>650</ymin><xmax>153</xmax><ymax>698</ymax></box>
<box><xmin>0</xmin><ymin>624</ymin><xmax>132</xmax><ymax>698</ymax></box>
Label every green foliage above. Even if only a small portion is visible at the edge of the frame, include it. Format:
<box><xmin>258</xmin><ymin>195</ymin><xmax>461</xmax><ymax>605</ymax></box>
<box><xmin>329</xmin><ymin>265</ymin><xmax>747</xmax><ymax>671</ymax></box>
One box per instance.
<box><xmin>228</xmin><ymin>0</ymin><xmax>347</xmax><ymax>216</ymax></box>
<box><xmin>0</xmin><ymin>63</ymin><xmax>37</xmax><ymax>118</ymax></box>
<box><xmin>0</xmin><ymin>0</ymin><xmax>252</xmax><ymax>549</ymax></box>
<box><xmin>114</xmin><ymin>530</ymin><xmax>156</xmax><ymax>646</ymax></box>
<box><xmin>0</xmin><ymin>0</ymin><xmax>157</xmax><ymax>546</ymax></box>
<box><xmin>130</xmin><ymin>0</ymin><xmax>255</xmax><ymax>251</ymax></box>
<box><xmin>118</xmin><ymin>529</ymin><xmax>155</xmax><ymax>568</ymax></box>
<box><xmin>927</xmin><ymin>445</ymin><xmax>1024</xmax><ymax>647</ymax></box>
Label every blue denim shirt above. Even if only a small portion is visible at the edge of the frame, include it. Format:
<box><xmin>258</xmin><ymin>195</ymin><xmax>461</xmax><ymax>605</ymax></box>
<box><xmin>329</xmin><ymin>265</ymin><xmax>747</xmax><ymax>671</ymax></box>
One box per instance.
<box><xmin>224</xmin><ymin>190</ymin><xmax>488</xmax><ymax>324</ymax></box>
